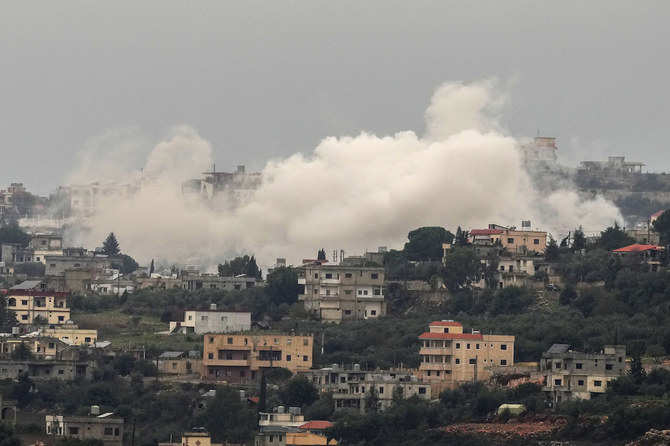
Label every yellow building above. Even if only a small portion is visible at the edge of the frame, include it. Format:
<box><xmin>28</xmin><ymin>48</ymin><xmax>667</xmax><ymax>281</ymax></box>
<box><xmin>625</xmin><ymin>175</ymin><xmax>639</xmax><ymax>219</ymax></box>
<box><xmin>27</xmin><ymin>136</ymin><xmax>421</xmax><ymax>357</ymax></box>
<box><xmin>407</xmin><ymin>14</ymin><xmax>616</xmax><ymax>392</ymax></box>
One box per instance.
<box><xmin>39</xmin><ymin>326</ymin><xmax>98</xmax><ymax>346</ymax></box>
<box><xmin>202</xmin><ymin>333</ymin><xmax>313</xmax><ymax>383</ymax></box>
<box><xmin>158</xmin><ymin>430</ymin><xmax>222</xmax><ymax>446</ymax></box>
<box><xmin>419</xmin><ymin>321</ymin><xmax>515</xmax><ymax>391</ymax></box>
<box><xmin>0</xmin><ymin>337</ymin><xmax>68</xmax><ymax>358</ymax></box>
<box><xmin>4</xmin><ymin>281</ymin><xmax>70</xmax><ymax>325</ymax></box>
<box><xmin>468</xmin><ymin>224</ymin><xmax>547</xmax><ymax>255</ymax></box>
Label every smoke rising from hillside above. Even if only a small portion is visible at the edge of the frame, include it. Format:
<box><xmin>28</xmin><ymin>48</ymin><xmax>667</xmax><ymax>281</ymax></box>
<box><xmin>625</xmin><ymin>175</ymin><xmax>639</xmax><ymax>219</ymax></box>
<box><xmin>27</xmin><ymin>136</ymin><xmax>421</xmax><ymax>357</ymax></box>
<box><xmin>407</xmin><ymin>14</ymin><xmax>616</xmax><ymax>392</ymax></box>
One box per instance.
<box><xmin>67</xmin><ymin>80</ymin><xmax>622</xmax><ymax>269</ymax></box>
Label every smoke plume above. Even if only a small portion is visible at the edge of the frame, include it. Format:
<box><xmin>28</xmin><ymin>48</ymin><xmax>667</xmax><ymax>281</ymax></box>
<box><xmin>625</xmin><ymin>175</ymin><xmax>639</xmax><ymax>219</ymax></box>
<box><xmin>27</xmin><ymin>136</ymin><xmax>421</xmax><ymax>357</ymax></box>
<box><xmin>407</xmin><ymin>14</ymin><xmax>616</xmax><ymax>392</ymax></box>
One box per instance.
<box><xmin>65</xmin><ymin>80</ymin><xmax>622</xmax><ymax>269</ymax></box>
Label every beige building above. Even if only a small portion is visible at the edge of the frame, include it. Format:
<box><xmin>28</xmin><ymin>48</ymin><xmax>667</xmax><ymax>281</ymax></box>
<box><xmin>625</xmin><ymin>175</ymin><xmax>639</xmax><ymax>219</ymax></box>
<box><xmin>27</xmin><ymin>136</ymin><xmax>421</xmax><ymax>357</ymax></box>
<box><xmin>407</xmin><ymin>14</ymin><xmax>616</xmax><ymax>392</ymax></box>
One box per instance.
<box><xmin>468</xmin><ymin>224</ymin><xmax>547</xmax><ymax>255</ymax></box>
<box><xmin>298</xmin><ymin>263</ymin><xmax>386</xmax><ymax>323</ymax></box>
<box><xmin>158</xmin><ymin>430</ymin><xmax>223</xmax><ymax>446</ymax></box>
<box><xmin>0</xmin><ymin>337</ymin><xmax>69</xmax><ymax>358</ymax></box>
<box><xmin>419</xmin><ymin>321</ymin><xmax>515</xmax><ymax>391</ymax></box>
<box><xmin>4</xmin><ymin>281</ymin><xmax>70</xmax><ymax>325</ymax></box>
<box><xmin>157</xmin><ymin>351</ymin><xmax>202</xmax><ymax>377</ymax></box>
<box><xmin>540</xmin><ymin>344</ymin><xmax>627</xmax><ymax>403</ymax></box>
<box><xmin>202</xmin><ymin>333</ymin><xmax>313</xmax><ymax>383</ymax></box>
<box><xmin>46</xmin><ymin>412</ymin><xmax>124</xmax><ymax>446</ymax></box>
<box><xmin>39</xmin><ymin>326</ymin><xmax>98</xmax><ymax>346</ymax></box>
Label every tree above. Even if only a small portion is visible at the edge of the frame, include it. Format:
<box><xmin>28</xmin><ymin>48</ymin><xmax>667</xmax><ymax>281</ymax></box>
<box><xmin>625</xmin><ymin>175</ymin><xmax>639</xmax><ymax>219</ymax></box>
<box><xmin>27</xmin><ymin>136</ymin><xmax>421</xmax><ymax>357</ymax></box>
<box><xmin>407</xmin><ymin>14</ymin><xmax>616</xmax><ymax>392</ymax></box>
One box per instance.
<box><xmin>653</xmin><ymin>210</ymin><xmax>670</xmax><ymax>245</ymax></box>
<box><xmin>11</xmin><ymin>372</ymin><xmax>33</xmax><ymax>407</ymax></box>
<box><xmin>149</xmin><ymin>259</ymin><xmax>155</xmax><ymax>275</ymax></box>
<box><xmin>0</xmin><ymin>223</ymin><xmax>30</xmax><ymax>247</ymax></box>
<box><xmin>572</xmin><ymin>226</ymin><xmax>587</xmax><ymax>252</ymax></box>
<box><xmin>258</xmin><ymin>372</ymin><xmax>267</xmax><ymax>415</ymax></box>
<box><xmin>646</xmin><ymin>344</ymin><xmax>666</xmax><ymax>363</ymax></box>
<box><xmin>364</xmin><ymin>386</ymin><xmax>381</xmax><ymax>413</ymax></box>
<box><xmin>11</xmin><ymin>342</ymin><xmax>33</xmax><ymax>360</ymax></box>
<box><xmin>278</xmin><ymin>376</ymin><xmax>319</xmax><ymax>409</ymax></box>
<box><xmin>545</xmin><ymin>235</ymin><xmax>560</xmax><ymax>262</ymax></box>
<box><xmin>117</xmin><ymin>254</ymin><xmax>138</xmax><ymax>275</ymax></box>
<box><xmin>595</xmin><ymin>222</ymin><xmax>636</xmax><ymax>251</ymax></box>
<box><xmin>454</xmin><ymin>226</ymin><xmax>470</xmax><ymax>247</ymax></box>
<box><xmin>200</xmin><ymin>386</ymin><xmax>255</xmax><ymax>443</ymax></box>
<box><xmin>403</xmin><ymin>226</ymin><xmax>454</xmax><ymax>261</ymax></box>
<box><xmin>218</xmin><ymin>255</ymin><xmax>261</xmax><ymax>279</ymax></box>
<box><xmin>102</xmin><ymin>232</ymin><xmax>120</xmax><ymax>256</ymax></box>
<box><xmin>317</xmin><ymin>248</ymin><xmax>327</xmax><ymax>261</ymax></box>
<box><xmin>265</xmin><ymin>267</ymin><xmax>300</xmax><ymax>306</ymax></box>
<box><xmin>442</xmin><ymin>247</ymin><xmax>482</xmax><ymax>292</ymax></box>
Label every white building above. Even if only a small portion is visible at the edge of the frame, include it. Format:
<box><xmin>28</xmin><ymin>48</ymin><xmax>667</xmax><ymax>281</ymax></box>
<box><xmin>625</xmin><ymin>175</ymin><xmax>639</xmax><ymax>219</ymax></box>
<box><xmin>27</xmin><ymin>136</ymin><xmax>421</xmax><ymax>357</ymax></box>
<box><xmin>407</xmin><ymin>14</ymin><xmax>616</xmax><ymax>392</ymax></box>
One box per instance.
<box><xmin>169</xmin><ymin>306</ymin><xmax>251</xmax><ymax>334</ymax></box>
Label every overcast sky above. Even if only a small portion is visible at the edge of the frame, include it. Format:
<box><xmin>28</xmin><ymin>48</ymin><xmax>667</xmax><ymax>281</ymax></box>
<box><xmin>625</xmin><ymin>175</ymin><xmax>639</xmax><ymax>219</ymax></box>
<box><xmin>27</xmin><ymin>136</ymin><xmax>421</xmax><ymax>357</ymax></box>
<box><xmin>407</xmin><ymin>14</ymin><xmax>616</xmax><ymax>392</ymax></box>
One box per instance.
<box><xmin>2</xmin><ymin>1</ymin><xmax>670</xmax><ymax>195</ymax></box>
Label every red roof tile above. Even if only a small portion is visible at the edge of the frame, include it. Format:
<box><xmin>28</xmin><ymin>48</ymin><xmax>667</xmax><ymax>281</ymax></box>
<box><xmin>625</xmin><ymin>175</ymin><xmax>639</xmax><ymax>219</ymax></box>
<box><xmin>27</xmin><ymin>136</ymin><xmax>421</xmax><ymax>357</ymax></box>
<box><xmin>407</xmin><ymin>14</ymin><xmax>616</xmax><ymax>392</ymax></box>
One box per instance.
<box><xmin>419</xmin><ymin>332</ymin><xmax>483</xmax><ymax>340</ymax></box>
<box><xmin>612</xmin><ymin>244</ymin><xmax>664</xmax><ymax>253</ymax></box>
<box><xmin>430</xmin><ymin>321</ymin><xmax>463</xmax><ymax>327</ymax></box>
<box><xmin>299</xmin><ymin>421</ymin><xmax>333</xmax><ymax>430</ymax></box>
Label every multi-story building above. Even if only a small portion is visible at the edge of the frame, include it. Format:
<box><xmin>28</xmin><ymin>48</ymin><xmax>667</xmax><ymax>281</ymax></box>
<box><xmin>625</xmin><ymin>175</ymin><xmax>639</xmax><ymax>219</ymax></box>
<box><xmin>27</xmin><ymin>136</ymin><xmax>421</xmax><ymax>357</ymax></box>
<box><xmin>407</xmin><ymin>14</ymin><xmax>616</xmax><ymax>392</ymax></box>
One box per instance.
<box><xmin>0</xmin><ymin>358</ymin><xmax>95</xmax><ymax>380</ymax></box>
<box><xmin>468</xmin><ymin>223</ymin><xmax>547</xmax><ymax>255</ymax></box>
<box><xmin>297</xmin><ymin>263</ymin><xmax>386</xmax><ymax>323</ymax></box>
<box><xmin>202</xmin><ymin>333</ymin><xmax>313</xmax><ymax>383</ymax></box>
<box><xmin>612</xmin><ymin>244</ymin><xmax>665</xmax><ymax>272</ymax></box>
<box><xmin>540</xmin><ymin>343</ymin><xmax>627</xmax><ymax>403</ymax></box>
<box><xmin>520</xmin><ymin>136</ymin><xmax>558</xmax><ymax>169</ymax></box>
<box><xmin>29</xmin><ymin>234</ymin><xmax>63</xmax><ymax>263</ymax></box>
<box><xmin>159</xmin><ymin>430</ymin><xmax>223</xmax><ymax>446</ymax></box>
<box><xmin>46</xmin><ymin>412</ymin><xmax>124</xmax><ymax>446</ymax></box>
<box><xmin>306</xmin><ymin>364</ymin><xmax>431</xmax><ymax>413</ymax></box>
<box><xmin>181</xmin><ymin>274</ymin><xmax>260</xmax><ymax>292</ymax></box>
<box><xmin>45</xmin><ymin>248</ymin><xmax>111</xmax><ymax>276</ymax></box>
<box><xmin>169</xmin><ymin>307</ymin><xmax>251</xmax><ymax>334</ymax></box>
<box><xmin>157</xmin><ymin>351</ymin><xmax>201</xmax><ymax>377</ymax></box>
<box><xmin>418</xmin><ymin>321</ymin><xmax>515</xmax><ymax>391</ymax></box>
<box><xmin>0</xmin><ymin>337</ymin><xmax>71</xmax><ymax>358</ymax></box>
<box><xmin>4</xmin><ymin>281</ymin><xmax>70</xmax><ymax>325</ymax></box>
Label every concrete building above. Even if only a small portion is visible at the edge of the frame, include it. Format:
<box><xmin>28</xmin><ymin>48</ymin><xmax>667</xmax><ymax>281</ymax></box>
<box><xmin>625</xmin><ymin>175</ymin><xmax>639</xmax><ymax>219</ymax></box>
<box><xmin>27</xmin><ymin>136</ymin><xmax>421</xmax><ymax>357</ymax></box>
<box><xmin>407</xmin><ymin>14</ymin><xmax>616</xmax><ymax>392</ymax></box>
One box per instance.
<box><xmin>202</xmin><ymin>333</ymin><xmax>313</xmax><ymax>383</ymax></box>
<box><xmin>45</xmin><ymin>248</ymin><xmax>110</xmax><ymax>276</ymax></box>
<box><xmin>0</xmin><ymin>337</ymin><xmax>70</xmax><ymax>358</ymax></box>
<box><xmin>158</xmin><ymin>430</ymin><xmax>223</xmax><ymax>446</ymax></box>
<box><xmin>46</xmin><ymin>412</ymin><xmax>124</xmax><ymax>446</ymax></box>
<box><xmin>259</xmin><ymin>407</ymin><xmax>305</xmax><ymax>429</ymax></box>
<box><xmin>169</xmin><ymin>307</ymin><xmax>251</xmax><ymax>334</ymax></box>
<box><xmin>39</xmin><ymin>326</ymin><xmax>98</xmax><ymax>346</ymax></box>
<box><xmin>418</xmin><ymin>321</ymin><xmax>515</xmax><ymax>391</ymax></box>
<box><xmin>28</xmin><ymin>234</ymin><xmax>63</xmax><ymax>263</ymax></box>
<box><xmin>0</xmin><ymin>358</ymin><xmax>95</xmax><ymax>380</ymax></box>
<box><xmin>306</xmin><ymin>365</ymin><xmax>431</xmax><ymax>413</ymax></box>
<box><xmin>580</xmin><ymin>156</ymin><xmax>644</xmax><ymax>173</ymax></box>
<box><xmin>297</xmin><ymin>263</ymin><xmax>386</xmax><ymax>323</ymax></box>
<box><xmin>468</xmin><ymin>223</ymin><xmax>547</xmax><ymax>255</ymax></box>
<box><xmin>539</xmin><ymin>344</ymin><xmax>627</xmax><ymax>403</ymax></box>
<box><xmin>157</xmin><ymin>351</ymin><xmax>202</xmax><ymax>377</ymax></box>
<box><xmin>4</xmin><ymin>281</ymin><xmax>70</xmax><ymax>325</ymax></box>
<box><xmin>612</xmin><ymin>244</ymin><xmax>665</xmax><ymax>272</ymax></box>
<box><xmin>181</xmin><ymin>274</ymin><xmax>260</xmax><ymax>291</ymax></box>
<box><xmin>520</xmin><ymin>136</ymin><xmax>558</xmax><ymax>169</ymax></box>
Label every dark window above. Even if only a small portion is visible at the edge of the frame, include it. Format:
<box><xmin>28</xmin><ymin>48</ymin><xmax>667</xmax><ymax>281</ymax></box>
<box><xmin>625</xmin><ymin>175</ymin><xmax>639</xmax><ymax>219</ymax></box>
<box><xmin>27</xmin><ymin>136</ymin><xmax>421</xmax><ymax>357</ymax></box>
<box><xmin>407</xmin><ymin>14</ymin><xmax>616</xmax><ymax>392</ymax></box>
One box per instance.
<box><xmin>466</xmin><ymin>343</ymin><xmax>470</xmax><ymax>349</ymax></box>
<box><xmin>69</xmin><ymin>427</ymin><xmax>79</xmax><ymax>435</ymax></box>
<box><xmin>576</xmin><ymin>363</ymin><xmax>583</xmax><ymax>369</ymax></box>
<box><xmin>227</xmin><ymin>337</ymin><xmax>233</xmax><ymax>344</ymax></box>
<box><xmin>208</xmin><ymin>353</ymin><xmax>213</xmax><ymax>359</ymax></box>
<box><xmin>507</xmin><ymin>238</ymin><xmax>514</xmax><ymax>244</ymax></box>
<box><xmin>501</xmin><ymin>344</ymin><xmax>507</xmax><ymax>350</ymax></box>
<box><xmin>379</xmin><ymin>387</ymin><xmax>384</xmax><ymax>394</ymax></box>
<box><xmin>209</xmin><ymin>337</ymin><xmax>214</xmax><ymax>343</ymax></box>
<box><xmin>469</xmin><ymin>358</ymin><xmax>476</xmax><ymax>364</ymax></box>
<box><xmin>456</xmin><ymin>343</ymin><xmax>461</xmax><ymax>349</ymax></box>
<box><xmin>303</xmin><ymin>355</ymin><xmax>308</xmax><ymax>361</ymax></box>
<box><xmin>594</xmin><ymin>380</ymin><xmax>602</xmax><ymax>387</ymax></box>
<box><xmin>418</xmin><ymin>387</ymin><xmax>426</xmax><ymax>395</ymax></box>
<box><xmin>501</xmin><ymin>359</ymin><xmax>507</xmax><ymax>365</ymax></box>
<box><xmin>345</xmin><ymin>273</ymin><xmax>352</xmax><ymax>278</ymax></box>
<box><xmin>578</xmin><ymin>379</ymin><xmax>585</xmax><ymax>386</ymax></box>
<box><xmin>114</xmin><ymin>428</ymin><xmax>120</xmax><ymax>436</ymax></box>
<box><xmin>371</xmin><ymin>273</ymin><xmax>379</xmax><ymax>279</ymax></box>
<box><xmin>325</xmin><ymin>273</ymin><xmax>332</xmax><ymax>279</ymax></box>
<box><xmin>554</xmin><ymin>379</ymin><xmax>561</xmax><ymax>386</ymax></box>
<box><xmin>534</xmin><ymin>239</ymin><xmax>539</xmax><ymax>244</ymax></box>
<box><xmin>370</xmin><ymin>310</ymin><xmax>376</xmax><ymax>315</ymax></box>
<box><xmin>104</xmin><ymin>428</ymin><xmax>113</xmax><ymax>435</ymax></box>
<box><xmin>455</xmin><ymin>358</ymin><xmax>460</xmax><ymax>364</ymax></box>
<box><xmin>286</xmin><ymin>354</ymin><xmax>291</xmax><ymax>361</ymax></box>
<box><xmin>606</xmin><ymin>364</ymin><xmax>613</xmax><ymax>370</ymax></box>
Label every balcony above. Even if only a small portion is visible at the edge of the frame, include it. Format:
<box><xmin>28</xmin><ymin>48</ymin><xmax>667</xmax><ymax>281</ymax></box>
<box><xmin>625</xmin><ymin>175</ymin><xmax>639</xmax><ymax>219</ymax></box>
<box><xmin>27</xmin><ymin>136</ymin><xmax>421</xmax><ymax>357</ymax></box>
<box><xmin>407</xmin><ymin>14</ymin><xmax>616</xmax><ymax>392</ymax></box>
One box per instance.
<box><xmin>419</xmin><ymin>363</ymin><xmax>452</xmax><ymax>371</ymax></box>
<box><xmin>419</xmin><ymin>347</ymin><xmax>454</xmax><ymax>356</ymax></box>
<box><xmin>205</xmin><ymin>359</ymin><xmax>250</xmax><ymax>367</ymax></box>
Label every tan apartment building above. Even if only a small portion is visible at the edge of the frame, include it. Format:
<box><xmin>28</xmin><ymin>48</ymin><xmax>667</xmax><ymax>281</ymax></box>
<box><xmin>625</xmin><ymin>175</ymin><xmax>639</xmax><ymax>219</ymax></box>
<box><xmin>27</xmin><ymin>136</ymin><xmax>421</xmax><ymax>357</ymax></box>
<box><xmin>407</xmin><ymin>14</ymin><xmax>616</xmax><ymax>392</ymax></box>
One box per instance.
<box><xmin>468</xmin><ymin>223</ymin><xmax>547</xmax><ymax>255</ymax></box>
<box><xmin>540</xmin><ymin>343</ymin><xmax>627</xmax><ymax>403</ymax></box>
<box><xmin>202</xmin><ymin>333</ymin><xmax>313</xmax><ymax>383</ymax></box>
<box><xmin>0</xmin><ymin>337</ymin><xmax>69</xmax><ymax>358</ymax></box>
<box><xmin>297</xmin><ymin>263</ymin><xmax>386</xmax><ymax>323</ymax></box>
<box><xmin>419</xmin><ymin>321</ymin><xmax>515</xmax><ymax>391</ymax></box>
<box><xmin>4</xmin><ymin>281</ymin><xmax>70</xmax><ymax>325</ymax></box>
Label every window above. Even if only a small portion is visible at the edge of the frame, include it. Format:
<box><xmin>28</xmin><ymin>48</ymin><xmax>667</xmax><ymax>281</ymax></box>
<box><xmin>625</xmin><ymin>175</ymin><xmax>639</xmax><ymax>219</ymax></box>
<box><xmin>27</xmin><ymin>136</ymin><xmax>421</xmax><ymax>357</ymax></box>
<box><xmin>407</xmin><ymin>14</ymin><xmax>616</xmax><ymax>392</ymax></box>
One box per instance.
<box><xmin>379</xmin><ymin>387</ymin><xmax>384</xmax><ymax>394</ymax></box>
<box><xmin>507</xmin><ymin>238</ymin><xmax>514</xmax><ymax>244</ymax></box>
<box><xmin>456</xmin><ymin>343</ymin><xmax>460</xmax><ymax>349</ymax></box>
<box><xmin>345</xmin><ymin>290</ymin><xmax>352</xmax><ymax>295</ymax></box>
<box><xmin>476</xmin><ymin>344</ymin><xmax>480</xmax><ymax>350</ymax></box>
<box><xmin>201</xmin><ymin>315</ymin><xmax>208</xmax><ymax>321</ymax></box>
<box><xmin>48</xmin><ymin>343</ymin><xmax>55</xmax><ymax>349</ymax></box>
<box><xmin>104</xmin><ymin>428</ymin><xmax>113</xmax><ymax>435</ymax></box>
<box><xmin>371</xmin><ymin>273</ymin><xmax>379</xmax><ymax>279</ymax></box>
<box><xmin>303</xmin><ymin>339</ymin><xmax>309</xmax><ymax>346</ymax></box>
<box><xmin>500</xmin><ymin>265</ymin><xmax>505</xmax><ymax>271</ymax></box>
<box><xmin>469</xmin><ymin>358</ymin><xmax>476</xmax><ymax>364</ymax></box>
<box><xmin>501</xmin><ymin>344</ymin><xmax>507</xmax><ymax>350</ymax></box>
<box><xmin>209</xmin><ymin>337</ymin><xmax>214</xmax><ymax>343</ymax></box>
<box><xmin>69</xmin><ymin>427</ymin><xmax>79</xmax><ymax>435</ymax></box>
<box><xmin>58</xmin><ymin>370</ymin><xmax>64</xmax><ymax>375</ymax></box>
<box><xmin>370</xmin><ymin>310</ymin><xmax>377</xmax><ymax>316</ymax></box>
<box><xmin>73</xmin><ymin>263</ymin><xmax>81</xmax><ymax>267</ymax></box>
<box><xmin>554</xmin><ymin>362</ymin><xmax>562</xmax><ymax>369</ymax></box>
<box><xmin>21</xmin><ymin>315</ymin><xmax>28</xmax><ymax>321</ymax></box>
<box><xmin>58</xmin><ymin>316</ymin><xmax>64</xmax><ymax>322</ymax></box>
<box><xmin>208</xmin><ymin>353</ymin><xmax>213</xmax><ymax>359</ymax></box>
<box><xmin>21</xmin><ymin>300</ymin><xmax>28</xmax><ymax>306</ymax></box>
<box><xmin>50</xmin><ymin>263</ymin><xmax>56</xmax><ymax>268</ymax></box>
<box><xmin>325</xmin><ymin>273</ymin><xmax>332</xmax><ymax>279</ymax></box>
<box><xmin>455</xmin><ymin>358</ymin><xmax>460</xmax><ymax>364</ymax></box>
<box><xmin>606</xmin><ymin>364</ymin><xmax>613</xmax><ymax>370</ymax></box>
<box><xmin>466</xmin><ymin>343</ymin><xmax>470</xmax><ymax>349</ymax></box>
<box><xmin>576</xmin><ymin>363</ymin><xmax>583</xmax><ymax>369</ymax></box>
<box><xmin>303</xmin><ymin>355</ymin><xmax>309</xmax><ymax>361</ymax></box>
<box><xmin>501</xmin><ymin>359</ymin><xmax>507</xmax><ymax>365</ymax></box>
<box><xmin>314</xmin><ymin>273</ymin><xmax>318</xmax><ymax>278</ymax></box>
<box><xmin>554</xmin><ymin>379</ymin><xmax>562</xmax><ymax>386</ymax></box>
<box><xmin>286</xmin><ymin>354</ymin><xmax>291</xmax><ymax>361</ymax></box>
<box><xmin>577</xmin><ymin>379</ymin><xmax>585</xmax><ymax>386</ymax></box>
<box><xmin>345</xmin><ymin>273</ymin><xmax>352</xmax><ymax>278</ymax></box>
<box><xmin>84</xmin><ymin>338</ymin><xmax>91</xmax><ymax>343</ymax></box>
<box><xmin>534</xmin><ymin>239</ymin><xmax>539</xmax><ymax>244</ymax></box>
<box><xmin>419</xmin><ymin>387</ymin><xmax>427</xmax><ymax>394</ymax></box>
<box><xmin>226</xmin><ymin>353</ymin><xmax>233</xmax><ymax>360</ymax></box>
<box><xmin>594</xmin><ymin>380</ymin><xmax>602</xmax><ymax>387</ymax></box>
<box><xmin>227</xmin><ymin>337</ymin><xmax>233</xmax><ymax>344</ymax></box>
<box><xmin>344</xmin><ymin>310</ymin><xmax>351</xmax><ymax>315</ymax></box>
<box><xmin>115</xmin><ymin>428</ymin><xmax>120</xmax><ymax>436</ymax></box>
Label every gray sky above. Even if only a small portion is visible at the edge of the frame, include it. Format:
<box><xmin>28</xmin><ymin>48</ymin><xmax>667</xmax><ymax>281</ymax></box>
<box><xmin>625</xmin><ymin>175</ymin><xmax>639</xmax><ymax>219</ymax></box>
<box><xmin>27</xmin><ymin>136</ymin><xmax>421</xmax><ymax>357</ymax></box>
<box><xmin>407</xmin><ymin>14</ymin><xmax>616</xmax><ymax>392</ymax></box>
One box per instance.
<box><xmin>2</xmin><ymin>1</ymin><xmax>670</xmax><ymax>195</ymax></box>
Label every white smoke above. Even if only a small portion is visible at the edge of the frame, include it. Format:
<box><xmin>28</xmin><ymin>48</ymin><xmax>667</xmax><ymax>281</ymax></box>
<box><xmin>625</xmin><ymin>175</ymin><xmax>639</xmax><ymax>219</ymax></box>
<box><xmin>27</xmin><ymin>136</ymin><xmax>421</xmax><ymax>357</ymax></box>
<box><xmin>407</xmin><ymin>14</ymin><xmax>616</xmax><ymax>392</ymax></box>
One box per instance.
<box><xmin>65</xmin><ymin>80</ymin><xmax>622</xmax><ymax>269</ymax></box>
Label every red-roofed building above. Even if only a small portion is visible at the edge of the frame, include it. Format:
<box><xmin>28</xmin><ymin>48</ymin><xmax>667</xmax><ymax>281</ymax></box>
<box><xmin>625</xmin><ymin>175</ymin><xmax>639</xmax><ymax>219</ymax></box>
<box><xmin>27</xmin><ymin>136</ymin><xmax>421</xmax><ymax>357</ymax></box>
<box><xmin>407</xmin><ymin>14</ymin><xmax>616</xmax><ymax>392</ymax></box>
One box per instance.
<box><xmin>419</xmin><ymin>321</ymin><xmax>515</xmax><ymax>391</ymax></box>
<box><xmin>465</xmin><ymin>223</ymin><xmax>547</xmax><ymax>255</ymax></box>
<box><xmin>612</xmin><ymin>244</ymin><xmax>665</xmax><ymax>271</ymax></box>
<box><xmin>299</xmin><ymin>420</ymin><xmax>333</xmax><ymax>433</ymax></box>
